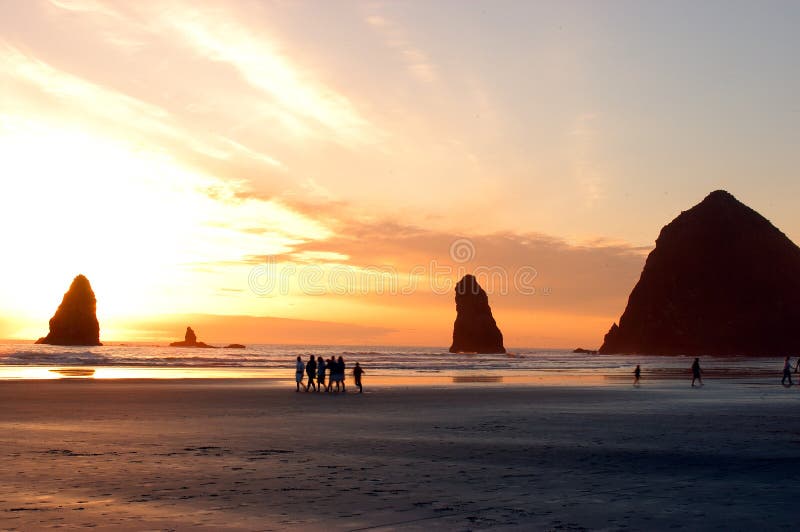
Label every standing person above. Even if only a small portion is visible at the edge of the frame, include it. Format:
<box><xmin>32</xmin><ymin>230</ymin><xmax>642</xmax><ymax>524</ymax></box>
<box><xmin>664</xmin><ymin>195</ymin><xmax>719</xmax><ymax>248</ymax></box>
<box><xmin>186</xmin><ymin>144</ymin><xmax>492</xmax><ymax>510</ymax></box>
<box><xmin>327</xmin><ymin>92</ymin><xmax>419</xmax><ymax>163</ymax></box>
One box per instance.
<box><xmin>781</xmin><ymin>356</ymin><xmax>793</xmax><ymax>386</ymax></box>
<box><xmin>305</xmin><ymin>355</ymin><xmax>317</xmax><ymax>392</ymax></box>
<box><xmin>795</xmin><ymin>357</ymin><xmax>800</xmax><ymax>374</ymax></box>
<box><xmin>316</xmin><ymin>356</ymin><xmax>326</xmax><ymax>393</ymax></box>
<box><xmin>691</xmin><ymin>358</ymin><xmax>703</xmax><ymax>387</ymax></box>
<box><xmin>326</xmin><ymin>357</ymin><xmax>337</xmax><ymax>392</ymax></box>
<box><xmin>633</xmin><ymin>364</ymin><xmax>641</xmax><ymax>387</ymax></box>
<box><xmin>338</xmin><ymin>356</ymin><xmax>347</xmax><ymax>393</ymax></box>
<box><xmin>353</xmin><ymin>362</ymin><xmax>365</xmax><ymax>394</ymax></box>
<box><xmin>333</xmin><ymin>356</ymin><xmax>343</xmax><ymax>392</ymax></box>
<box><xmin>295</xmin><ymin>356</ymin><xmax>304</xmax><ymax>392</ymax></box>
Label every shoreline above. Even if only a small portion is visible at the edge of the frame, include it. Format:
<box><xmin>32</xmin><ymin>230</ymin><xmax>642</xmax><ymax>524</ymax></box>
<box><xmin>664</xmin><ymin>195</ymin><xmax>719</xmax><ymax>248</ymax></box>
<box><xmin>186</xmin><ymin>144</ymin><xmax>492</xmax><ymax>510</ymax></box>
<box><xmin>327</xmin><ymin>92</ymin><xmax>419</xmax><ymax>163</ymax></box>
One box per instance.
<box><xmin>0</xmin><ymin>364</ymin><xmax>791</xmax><ymax>386</ymax></box>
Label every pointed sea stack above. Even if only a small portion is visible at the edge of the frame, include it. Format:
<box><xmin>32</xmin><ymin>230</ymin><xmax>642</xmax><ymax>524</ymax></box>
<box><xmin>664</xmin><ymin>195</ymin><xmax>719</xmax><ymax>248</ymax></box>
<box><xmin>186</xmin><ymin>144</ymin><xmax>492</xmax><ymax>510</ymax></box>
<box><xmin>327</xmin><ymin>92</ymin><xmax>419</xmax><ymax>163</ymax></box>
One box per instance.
<box><xmin>185</xmin><ymin>326</ymin><xmax>197</xmax><ymax>344</ymax></box>
<box><xmin>36</xmin><ymin>274</ymin><xmax>102</xmax><ymax>346</ymax></box>
<box><xmin>600</xmin><ymin>190</ymin><xmax>800</xmax><ymax>356</ymax></box>
<box><xmin>449</xmin><ymin>274</ymin><xmax>506</xmax><ymax>354</ymax></box>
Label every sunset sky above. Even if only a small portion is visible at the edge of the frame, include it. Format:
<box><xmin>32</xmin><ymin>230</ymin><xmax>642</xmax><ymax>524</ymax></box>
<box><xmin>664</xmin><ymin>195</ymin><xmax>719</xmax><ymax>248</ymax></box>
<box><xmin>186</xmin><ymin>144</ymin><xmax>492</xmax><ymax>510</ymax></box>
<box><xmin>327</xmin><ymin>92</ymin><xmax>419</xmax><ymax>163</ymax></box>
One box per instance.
<box><xmin>1</xmin><ymin>0</ymin><xmax>798</xmax><ymax>347</ymax></box>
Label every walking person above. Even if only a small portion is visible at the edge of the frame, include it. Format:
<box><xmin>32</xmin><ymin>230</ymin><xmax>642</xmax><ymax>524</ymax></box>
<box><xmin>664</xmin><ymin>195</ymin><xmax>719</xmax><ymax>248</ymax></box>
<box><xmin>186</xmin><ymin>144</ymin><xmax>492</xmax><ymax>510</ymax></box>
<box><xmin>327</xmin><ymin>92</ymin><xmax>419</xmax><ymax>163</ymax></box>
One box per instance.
<box><xmin>781</xmin><ymin>356</ymin><xmax>793</xmax><ymax>386</ymax></box>
<box><xmin>633</xmin><ymin>364</ymin><xmax>641</xmax><ymax>387</ymax></box>
<box><xmin>353</xmin><ymin>362</ymin><xmax>365</xmax><ymax>393</ymax></box>
<box><xmin>316</xmin><ymin>356</ymin><xmax>326</xmax><ymax>393</ymax></box>
<box><xmin>305</xmin><ymin>355</ymin><xmax>317</xmax><ymax>392</ymax></box>
<box><xmin>691</xmin><ymin>358</ymin><xmax>703</xmax><ymax>387</ymax></box>
<box><xmin>295</xmin><ymin>356</ymin><xmax>304</xmax><ymax>392</ymax></box>
<box><xmin>338</xmin><ymin>356</ymin><xmax>347</xmax><ymax>393</ymax></box>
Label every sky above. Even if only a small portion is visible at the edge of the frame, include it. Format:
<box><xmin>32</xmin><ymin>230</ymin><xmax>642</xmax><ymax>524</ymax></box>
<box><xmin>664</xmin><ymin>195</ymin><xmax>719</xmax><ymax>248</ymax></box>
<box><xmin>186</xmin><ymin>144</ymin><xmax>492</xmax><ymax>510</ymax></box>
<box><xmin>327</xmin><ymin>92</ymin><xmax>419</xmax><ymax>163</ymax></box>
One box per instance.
<box><xmin>0</xmin><ymin>0</ymin><xmax>798</xmax><ymax>347</ymax></box>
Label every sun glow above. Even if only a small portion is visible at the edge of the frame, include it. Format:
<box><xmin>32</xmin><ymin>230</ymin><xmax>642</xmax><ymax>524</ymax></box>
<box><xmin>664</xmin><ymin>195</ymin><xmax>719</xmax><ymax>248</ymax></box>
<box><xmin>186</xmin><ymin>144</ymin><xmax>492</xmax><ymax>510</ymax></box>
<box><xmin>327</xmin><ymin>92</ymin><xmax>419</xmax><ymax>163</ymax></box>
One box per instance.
<box><xmin>0</xmin><ymin>115</ymin><xmax>329</xmax><ymax>339</ymax></box>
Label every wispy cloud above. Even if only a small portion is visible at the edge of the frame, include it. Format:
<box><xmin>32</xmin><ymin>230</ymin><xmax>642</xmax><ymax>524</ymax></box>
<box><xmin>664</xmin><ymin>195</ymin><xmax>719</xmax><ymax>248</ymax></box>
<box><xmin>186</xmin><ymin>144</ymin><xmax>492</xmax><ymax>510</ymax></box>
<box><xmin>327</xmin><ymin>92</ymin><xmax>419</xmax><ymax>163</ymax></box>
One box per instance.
<box><xmin>0</xmin><ymin>44</ymin><xmax>286</xmax><ymax>172</ymax></box>
<box><xmin>47</xmin><ymin>0</ymin><xmax>121</xmax><ymax>18</ymax></box>
<box><xmin>162</xmin><ymin>5</ymin><xmax>376</xmax><ymax>146</ymax></box>
<box><xmin>365</xmin><ymin>12</ymin><xmax>438</xmax><ymax>83</ymax></box>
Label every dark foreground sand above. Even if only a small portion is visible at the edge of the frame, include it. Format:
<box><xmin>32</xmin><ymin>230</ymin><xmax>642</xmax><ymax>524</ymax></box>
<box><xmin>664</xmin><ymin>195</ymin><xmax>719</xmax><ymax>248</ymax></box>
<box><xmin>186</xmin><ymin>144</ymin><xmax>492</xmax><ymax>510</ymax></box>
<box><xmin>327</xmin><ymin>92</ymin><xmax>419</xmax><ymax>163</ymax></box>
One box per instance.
<box><xmin>0</xmin><ymin>379</ymin><xmax>798</xmax><ymax>530</ymax></box>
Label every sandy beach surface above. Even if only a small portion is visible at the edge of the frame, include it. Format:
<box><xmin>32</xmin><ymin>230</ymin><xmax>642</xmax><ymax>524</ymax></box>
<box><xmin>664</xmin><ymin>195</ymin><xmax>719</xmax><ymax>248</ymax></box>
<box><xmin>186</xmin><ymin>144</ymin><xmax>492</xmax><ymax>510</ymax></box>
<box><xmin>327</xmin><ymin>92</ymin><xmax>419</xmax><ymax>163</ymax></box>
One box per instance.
<box><xmin>1</xmin><ymin>378</ymin><xmax>798</xmax><ymax>530</ymax></box>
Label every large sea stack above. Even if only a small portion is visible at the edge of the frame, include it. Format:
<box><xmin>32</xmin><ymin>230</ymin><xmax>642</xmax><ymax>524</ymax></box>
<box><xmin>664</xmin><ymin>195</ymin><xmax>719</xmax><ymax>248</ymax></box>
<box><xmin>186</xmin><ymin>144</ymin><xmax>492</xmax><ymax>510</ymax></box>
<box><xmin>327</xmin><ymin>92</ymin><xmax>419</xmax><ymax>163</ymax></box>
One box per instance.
<box><xmin>600</xmin><ymin>190</ymin><xmax>800</xmax><ymax>356</ymax></box>
<box><xmin>449</xmin><ymin>274</ymin><xmax>506</xmax><ymax>354</ymax></box>
<box><xmin>36</xmin><ymin>274</ymin><xmax>102</xmax><ymax>346</ymax></box>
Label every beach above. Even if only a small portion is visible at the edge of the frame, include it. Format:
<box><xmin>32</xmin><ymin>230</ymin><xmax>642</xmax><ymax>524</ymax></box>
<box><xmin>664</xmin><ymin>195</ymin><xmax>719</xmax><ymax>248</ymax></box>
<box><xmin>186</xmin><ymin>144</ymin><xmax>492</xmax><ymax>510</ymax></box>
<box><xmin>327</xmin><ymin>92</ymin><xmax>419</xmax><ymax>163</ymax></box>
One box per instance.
<box><xmin>1</xmin><ymin>378</ymin><xmax>798</xmax><ymax>530</ymax></box>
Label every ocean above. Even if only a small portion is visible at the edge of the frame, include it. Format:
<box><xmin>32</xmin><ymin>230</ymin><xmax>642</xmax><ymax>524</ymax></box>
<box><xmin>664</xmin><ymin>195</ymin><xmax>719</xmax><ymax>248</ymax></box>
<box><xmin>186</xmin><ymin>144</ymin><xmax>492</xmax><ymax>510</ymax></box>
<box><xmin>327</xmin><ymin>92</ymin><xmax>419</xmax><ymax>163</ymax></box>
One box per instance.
<box><xmin>0</xmin><ymin>343</ymin><xmax>787</xmax><ymax>383</ymax></box>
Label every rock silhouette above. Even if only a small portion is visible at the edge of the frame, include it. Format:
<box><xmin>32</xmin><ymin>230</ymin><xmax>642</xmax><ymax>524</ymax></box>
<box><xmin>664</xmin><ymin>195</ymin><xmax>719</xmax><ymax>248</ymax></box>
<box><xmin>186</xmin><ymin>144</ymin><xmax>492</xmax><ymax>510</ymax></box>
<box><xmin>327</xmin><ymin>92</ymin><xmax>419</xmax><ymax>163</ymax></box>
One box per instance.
<box><xmin>185</xmin><ymin>326</ymin><xmax>197</xmax><ymax>344</ymax></box>
<box><xmin>169</xmin><ymin>326</ymin><xmax>214</xmax><ymax>348</ymax></box>
<box><xmin>36</xmin><ymin>274</ymin><xmax>102</xmax><ymax>346</ymax></box>
<box><xmin>449</xmin><ymin>274</ymin><xmax>506</xmax><ymax>354</ymax></box>
<box><xmin>600</xmin><ymin>190</ymin><xmax>800</xmax><ymax>356</ymax></box>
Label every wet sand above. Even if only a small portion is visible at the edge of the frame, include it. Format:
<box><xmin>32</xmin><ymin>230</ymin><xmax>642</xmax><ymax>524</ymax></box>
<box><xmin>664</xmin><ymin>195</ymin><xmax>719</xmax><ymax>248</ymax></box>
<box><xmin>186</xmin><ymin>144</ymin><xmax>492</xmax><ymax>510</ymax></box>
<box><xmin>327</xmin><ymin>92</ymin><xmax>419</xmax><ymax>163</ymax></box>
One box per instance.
<box><xmin>0</xmin><ymin>379</ymin><xmax>798</xmax><ymax>530</ymax></box>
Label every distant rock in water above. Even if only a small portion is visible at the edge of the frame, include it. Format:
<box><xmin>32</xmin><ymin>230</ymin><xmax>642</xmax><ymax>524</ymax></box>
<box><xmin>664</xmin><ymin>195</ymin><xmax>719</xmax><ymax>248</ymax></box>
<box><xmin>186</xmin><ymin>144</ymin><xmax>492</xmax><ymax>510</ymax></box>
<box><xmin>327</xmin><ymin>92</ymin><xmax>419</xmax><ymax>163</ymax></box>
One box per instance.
<box><xmin>169</xmin><ymin>326</ymin><xmax>215</xmax><ymax>348</ymax></box>
<box><xmin>449</xmin><ymin>275</ymin><xmax>506</xmax><ymax>354</ymax></box>
<box><xmin>225</xmin><ymin>344</ymin><xmax>246</xmax><ymax>349</ymax></box>
<box><xmin>573</xmin><ymin>348</ymin><xmax>598</xmax><ymax>354</ymax></box>
<box><xmin>36</xmin><ymin>275</ymin><xmax>101</xmax><ymax>346</ymax></box>
<box><xmin>600</xmin><ymin>190</ymin><xmax>800</xmax><ymax>356</ymax></box>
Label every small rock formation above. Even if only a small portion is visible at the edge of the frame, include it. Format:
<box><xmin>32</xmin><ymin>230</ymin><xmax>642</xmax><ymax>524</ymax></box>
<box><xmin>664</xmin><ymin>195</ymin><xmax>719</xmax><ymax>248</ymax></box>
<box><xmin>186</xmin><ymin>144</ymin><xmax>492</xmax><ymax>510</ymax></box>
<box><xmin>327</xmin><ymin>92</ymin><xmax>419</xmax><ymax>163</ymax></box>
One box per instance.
<box><xmin>573</xmin><ymin>348</ymin><xmax>598</xmax><ymax>354</ymax></box>
<box><xmin>224</xmin><ymin>344</ymin><xmax>246</xmax><ymax>349</ymax></box>
<box><xmin>600</xmin><ymin>190</ymin><xmax>800</xmax><ymax>356</ymax></box>
<box><xmin>449</xmin><ymin>274</ymin><xmax>506</xmax><ymax>354</ymax></box>
<box><xmin>36</xmin><ymin>274</ymin><xmax>102</xmax><ymax>346</ymax></box>
<box><xmin>169</xmin><ymin>326</ymin><xmax>214</xmax><ymax>348</ymax></box>
<box><xmin>185</xmin><ymin>326</ymin><xmax>197</xmax><ymax>344</ymax></box>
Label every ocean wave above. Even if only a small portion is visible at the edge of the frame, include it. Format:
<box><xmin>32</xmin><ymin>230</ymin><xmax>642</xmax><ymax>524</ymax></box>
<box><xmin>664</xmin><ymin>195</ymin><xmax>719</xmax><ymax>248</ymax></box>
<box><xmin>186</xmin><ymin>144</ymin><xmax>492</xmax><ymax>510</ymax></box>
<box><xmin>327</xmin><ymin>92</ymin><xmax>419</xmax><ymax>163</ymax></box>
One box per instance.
<box><xmin>3</xmin><ymin>350</ymin><xmax>114</xmax><ymax>366</ymax></box>
<box><xmin>0</xmin><ymin>344</ymin><xmax>784</xmax><ymax>377</ymax></box>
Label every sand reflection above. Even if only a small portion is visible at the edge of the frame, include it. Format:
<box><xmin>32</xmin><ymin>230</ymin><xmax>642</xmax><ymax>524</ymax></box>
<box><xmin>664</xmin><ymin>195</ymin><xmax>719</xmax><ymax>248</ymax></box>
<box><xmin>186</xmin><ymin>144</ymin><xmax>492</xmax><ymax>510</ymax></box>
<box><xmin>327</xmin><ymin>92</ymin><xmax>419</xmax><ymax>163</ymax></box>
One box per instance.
<box><xmin>48</xmin><ymin>368</ymin><xmax>96</xmax><ymax>378</ymax></box>
<box><xmin>452</xmin><ymin>375</ymin><xmax>504</xmax><ymax>383</ymax></box>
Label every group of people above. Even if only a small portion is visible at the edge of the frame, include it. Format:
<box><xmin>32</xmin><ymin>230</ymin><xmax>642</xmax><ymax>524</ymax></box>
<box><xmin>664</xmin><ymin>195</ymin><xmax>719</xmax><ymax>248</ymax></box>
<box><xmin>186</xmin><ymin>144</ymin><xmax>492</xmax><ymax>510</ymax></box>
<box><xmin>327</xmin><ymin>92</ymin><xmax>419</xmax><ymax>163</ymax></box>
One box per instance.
<box><xmin>295</xmin><ymin>355</ymin><xmax>365</xmax><ymax>394</ymax></box>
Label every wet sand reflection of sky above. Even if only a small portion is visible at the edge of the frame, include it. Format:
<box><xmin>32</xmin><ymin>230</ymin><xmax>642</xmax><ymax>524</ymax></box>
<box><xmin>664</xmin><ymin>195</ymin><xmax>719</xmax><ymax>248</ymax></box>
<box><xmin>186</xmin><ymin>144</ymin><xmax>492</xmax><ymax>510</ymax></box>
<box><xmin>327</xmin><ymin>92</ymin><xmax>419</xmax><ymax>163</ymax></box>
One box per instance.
<box><xmin>49</xmin><ymin>368</ymin><xmax>96</xmax><ymax>378</ymax></box>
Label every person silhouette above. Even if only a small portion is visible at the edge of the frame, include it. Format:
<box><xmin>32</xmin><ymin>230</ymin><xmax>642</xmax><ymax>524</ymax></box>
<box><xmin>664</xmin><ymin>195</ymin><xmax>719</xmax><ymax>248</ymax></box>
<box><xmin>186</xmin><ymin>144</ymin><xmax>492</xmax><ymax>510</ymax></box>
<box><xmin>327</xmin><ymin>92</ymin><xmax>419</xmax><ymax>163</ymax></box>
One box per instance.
<box><xmin>691</xmin><ymin>358</ymin><xmax>703</xmax><ymax>387</ymax></box>
<box><xmin>633</xmin><ymin>364</ymin><xmax>641</xmax><ymax>387</ymax></box>
<box><xmin>316</xmin><ymin>356</ymin><xmax>326</xmax><ymax>393</ymax></box>
<box><xmin>353</xmin><ymin>362</ymin><xmax>365</xmax><ymax>393</ymax></box>
<box><xmin>305</xmin><ymin>355</ymin><xmax>317</xmax><ymax>392</ymax></box>
<box><xmin>338</xmin><ymin>356</ymin><xmax>347</xmax><ymax>393</ymax></box>
<box><xmin>295</xmin><ymin>356</ymin><xmax>304</xmax><ymax>392</ymax></box>
<box><xmin>326</xmin><ymin>357</ymin><xmax>337</xmax><ymax>392</ymax></box>
<box><xmin>781</xmin><ymin>356</ymin><xmax>793</xmax><ymax>386</ymax></box>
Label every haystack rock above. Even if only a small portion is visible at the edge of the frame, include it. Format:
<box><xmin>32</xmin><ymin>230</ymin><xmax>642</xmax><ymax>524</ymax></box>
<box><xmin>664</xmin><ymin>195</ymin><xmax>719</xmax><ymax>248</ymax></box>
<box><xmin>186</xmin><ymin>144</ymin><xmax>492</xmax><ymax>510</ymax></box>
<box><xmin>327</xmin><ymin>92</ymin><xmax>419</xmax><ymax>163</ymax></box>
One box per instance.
<box><xmin>449</xmin><ymin>274</ymin><xmax>506</xmax><ymax>354</ymax></box>
<box><xmin>600</xmin><ymin>190</ymin><xmax>800</xmax><ymax>356</ymax></box>
<box><xmin>169</xmin><ymin>326</ymin><xmax>214</xmax><ymax>348</ymax></box>
<box><xmin>36</xmin><ymin>274</ymin><xmax>102</xmax><ymax>346</ymax></box>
